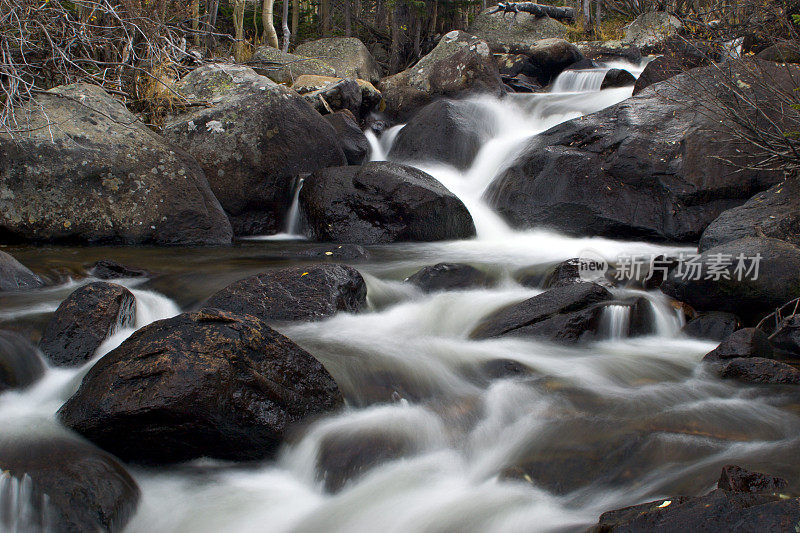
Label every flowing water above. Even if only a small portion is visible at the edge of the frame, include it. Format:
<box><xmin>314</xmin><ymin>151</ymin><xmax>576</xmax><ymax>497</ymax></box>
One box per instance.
<box><xmin>2</xmin><ymin>65</ymin><xmax>800</xmax><ymax>533</ymax></box>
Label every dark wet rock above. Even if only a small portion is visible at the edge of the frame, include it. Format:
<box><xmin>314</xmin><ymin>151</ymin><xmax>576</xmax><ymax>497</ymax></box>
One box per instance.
<box><xmin>525</xmin><ymin>38</ymin><xmax>584</xmax><ymax>85</ymax></box>
<box><xmin>601</xmin><ymin>68</ymin><xmax>636</xmax><ymax>89</ymax></box>
<box><xmin>299</xmin><ymin>161</ymin><xmax>476</xmax><ymax>244</ymax></box>
<box><xmin>302</xmin><ymin>77</ymin><xmax>362</xmax><ymax>117</ymax></box>
<box><xmin>502</xmin><ymin>74</ymin><xmax>546</xmax><ymax>93</ymax></box>
<box><xmin>292</xmin><ymin>75</ymin><xmax>383</xmax><ymax>119</ymax></box>
<box><xmin>0</xmin><ymin>251</ymin><xmax>44</xmax><ymax>291</ymax></box>
<box><xmin>0</xmin><ymin>83</ymin><xmax>232</xmax><ymax>245</ymax></box>
<box><xmin>272</xmin><ymin>243</ymin><xmax>371</xmax><ymax>261</ymax></box>
<box><xmin>487</xmin><ymin>62</ymin><xmax>795</xmax><ymax>242</ymax></box>
<box><xmin>641</xmin><ymin>255</ymin><xmax>681</xmax><ymax>291</ymax></box>
<box><xmin>58</xmin><ymin>308</ymin><xmax>343</xmax><ymax>464</ymax></box>
<box><xmin>294</xmin><ymin>37</ymin><xmax>382</xmax><ymax>83</ymax></box>
<box><xmin>388</xmin><ymin>100</ymin><xmax>495</xmax><ymax>170</ymax></box>
<box><xmin>317</xmin><ymin>430</ymin><xmax>414</xmax><ymax>492</ymax></box>
<box><xmin>769</xmin><ymin>315</ymin><xmax>800</xmax><ymax>357</ymax></box>
<box><xmin>633</xmin><ymin>39</ymin><xmax>718</xmax><ymax>95</ymax></box>
<box><xmin>592</xmin><ymin>489</ymin><xmax>800</xmax><ymax>532</ymax></box>
<box><xmin>0</xmin><ymin>330</ymin><xmax>45</xmax><ymax>392</ymax></box>
<box><xmin>249</xmin><ymin>46</ymin><xmax>337</xmax><ymax>84</ymax></box>
<box><xmin>0</xmin><ymin>433</ymin><xmax>140</xmax><ymax>532</ymax></box>
<box><xmin>703</xmin><ymin>328</ymin><xmax>774</xmax><ymax>361</ymax></box>
<box><xmin>324</xmin><ymin>111</ymin><xmax>370</xmax><ymax>165</ymax></box>
<box><xmin>542</xmin><ymin>258</ymin><xmax>582</xmax><ymax>289</ymax></box>
<box><xmin>700</xmin><ymin>176</ymin><xmax>800</xmax><ymax>252</ymax></box>
<box><xmin>718</xmin><ymin>357</ymin><xmax>800</xmax><ymax>385</ymax></box>
<box><xmin>628</xmin><ymin>297</ymin><xmax>658</xmax><ymax>337</ymax></box>
<box><xmin>576</xmin><ymin>41</ymin><xmax>642</xmax><ymax>63</ymax></box>
<box><xmin>471</xmin><ymin>282</ymin><xmax>613</xmax><ymax>342</ymax></box>
<box><xmin>205</xmin><ymin>265</ymin><xmax>367</xmax><ymax>323</ymax></box>
<box><xmin>468</xmin><ymin>7</ymin><xmax>568</xmax><ymax>54</ymax></box>
<box><xmin>682</xmin><ymin>312</ymin><xmax>740</xmax><ymax>341</ymax></box>
<box><xmin>39</xmin><ymin>282</ymin><xmax>135</xmax><ymax>367</ymax></box>
<box><xmin>405</xmin><ymin>263</ymin><xmax>493</xmax><ymax>293</ymax></box>
<box><xmin>88</xmin><ymin>259</ymin><xmax>149</xmax><ymax>280</ymax></box>
<box><xmin>717</xmin><ymin>464</ymin><xmax>788</xmax><ymax>493</ymax></box>
<box><xmin>163</xmin><ymin>64</ymin><xmax>346</xmax><ymax>236</ymax></box>
<box><xmin>379</xmin><ymin>31</ymin><xmax>503</xmax><ymax>120</ymax></box>
<box><xmin>757</xmin><ymin>43</ymin><xmax>800</xmax><ymax>64</ymax></box>
<box><xmin>622</xmin><ymin>12</ymin><xmax>682</xmax><ymax>52</ymax></box>
<box><xmin>661</xmin><ymin>237</ymin><xmax>800</xmax><ymax>324</ymax></box>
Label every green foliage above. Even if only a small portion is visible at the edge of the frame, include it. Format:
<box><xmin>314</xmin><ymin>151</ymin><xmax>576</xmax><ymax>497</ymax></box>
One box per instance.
<box><xmin>793</xmin><ymin>14</ymin><xmax>800</xmax><ymax>25</ymax></box>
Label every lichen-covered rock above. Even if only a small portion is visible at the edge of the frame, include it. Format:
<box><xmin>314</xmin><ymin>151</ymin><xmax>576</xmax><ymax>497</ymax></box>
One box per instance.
<box><xmin>58</xmin><ymin>308</ymin><xmax>343</xmax><ymax>464</ymax></box>
<box><xmin>0</xmin><ymin>83</ymin><xmax>232</xmax><ymax>245</ymax></box>
<box><xmin>468</xmin><ymin>8</ymin><xmax>568</xmax><ymax>54</ymax></box>
<box><xmin>163</xmin><ymin>64</ymin><xmax>346</xmax><ymax>235</ymax></box>
<box><xmin>379</xmin><ymin>31</ymin><xmax>503</xmax><ymax>120</ymax></box>
<box><xmin>205</xmin><ymin>264</ymin><xmax>367</xmax><ymax>323</ymax></box>
<box><xmin>294</xmin><ymin>37</ymin><xmax>382</xmax><ymax>83</ymax></box>
<box><xmin>622</xmin><ymin>12</ymin><xmax>682</xmax><ymax>52</ymax></box>
<box><xmin>249</xmin><ymin>46</ymin><xmax>336</xmax><ymax>84</ymax></box>
<box><xmin>299</xmin><ymin>161</ymin><xmax>476</xmax><ymax>244</ymax></box>
<box><xmin>0</xmin><ymin>251</ymin><xmax>44</xmax><ymax>291</ymax></box>
<box><xmin>0</xmin><ymin>432</ymin><xmax>140</xmax><ymax>532</ymax></box>
<box><xmin>39</xmin><ymin>282</ymin><xmax>135</xmax><ymax>367</ymax></box>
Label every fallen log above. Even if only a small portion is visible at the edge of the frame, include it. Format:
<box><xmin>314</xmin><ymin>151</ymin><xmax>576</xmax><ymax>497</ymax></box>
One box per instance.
<box><xmin>488</xmin><ymin>2</ymin><xmax>575</xmax><ymax>22</ymax></box>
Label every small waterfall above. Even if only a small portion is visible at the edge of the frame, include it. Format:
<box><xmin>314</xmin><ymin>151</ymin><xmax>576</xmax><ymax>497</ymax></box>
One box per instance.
<box><xmin>601</xmin><ymin>304</ymin><xmax>631</xmax><ymax>340</ymax></box>
<box><xmin>0</xmin><ymin>472</ymin><xmax>51</xmax><ymax>532</ymax></box>
<box><xmin>284</xmin><ymin>177</ymin><xmax>305</xmax><ymax>236</ymax></box>
<box><xmin>551</xmin><ymin>69</ymin><xmax>610</xmax><ymax>93</ymax></box>
<box><xmin>367</xmin><ymin>124</ymin><xmax>404</xmax><ymax>162</ymax></box>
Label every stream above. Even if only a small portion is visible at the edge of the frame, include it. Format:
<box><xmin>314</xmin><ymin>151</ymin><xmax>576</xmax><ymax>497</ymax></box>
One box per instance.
<box><xmin>2</xmin><ymin>61</ymin><xmax>800</xmax><ymax>533</ymax></box>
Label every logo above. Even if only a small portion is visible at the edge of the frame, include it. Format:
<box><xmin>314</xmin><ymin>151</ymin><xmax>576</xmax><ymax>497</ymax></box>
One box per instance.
<box><xmin>578</xmin><ymin>250</ymin><xmax>609</xmax><ymax>282</ymax></box>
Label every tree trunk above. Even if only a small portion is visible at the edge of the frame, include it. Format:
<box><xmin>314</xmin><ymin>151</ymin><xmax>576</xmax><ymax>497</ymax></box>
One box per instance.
<box><xmin>262</xmin><ymin>0</ymin><xmax>280</xmax><ymax>48</ymax></box>
<box><xmin>321</xmin><ymin>0</ymin><xmax>332</xmax><ymax>36</ymax></box>
<box><xmin>582</xmin><ymin>0</ymin><xmax>595</xmax><ymax>38</ymax></box>
<box><xmin>291</xmin><ymin>0</ymin><xmax>300</xmax><ymax>42</ymax></box>
<box><xmin>282</xmin><ymin>0</ymin><xmax>291</xmax><ymax>51</ymax></box>
<box><xmin>190</xmin><ymin>0</ymin><xmax>200</xmax><ymax>46</ymax></box>
<box><xmin>233</xmin><ymin>0</ymin><xmax>246</xmax><ymax>61</ymax></box>
<box><xmin>344</xmin><ymin>0</ymin><xmax>352</xmax><ymax>36</ymax></box>
<box><xmin>206</xmin><ymin>0</ymin><xmax>221</xmax><ymax>48</ymax></box>
<box><xmin>390</xmin><ymin>1</ymin><xmax>411</xmax><ymax>73</ymax></box>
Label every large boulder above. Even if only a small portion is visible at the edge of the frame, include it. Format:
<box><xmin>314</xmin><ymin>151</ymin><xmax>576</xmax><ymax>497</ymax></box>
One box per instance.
<box><xmin>601</xmin><ymin>69</ymin><xmax>637</xmax><ymax>89</ymax></box>
<box><xmin>633</xmin><ymin>38</ymin><xmax>720</xmax><ymax>95</ymax></box>
<box><xmin>379</xmin><ymin>31</ymin><xmax>503</xmax><ymax>120</ymax></box>
<box><xmin>470</xmin><ymin>282</ymin><xmax>613</xmax><ymax>342</ymax></box>
<box><xmin>388</xmin><ymin>100</ymin><xmax>495</xmax><ymax>170</ymax></box>
<box><xmin>0</xmin><ymin>330</ymin><xmax>44</xmax><ymax>393</ymax></box>
<box><xmin>700</xmin><ymin>176</ymin><xmax>800</xmax><ymax>252</ymax></box>
<box><xmin>661</xmin><ymin>237</ymin><xmax>800</xmax><ymax>324</ymax></box>
<box><xmin>294</xmin><ymin>37</ymin><xmax>382</xmax><ymax>83</ymax></box>
<box><xmin>0</xmin><ymin>251</ymin><xmax>44</xmax><ymax>291</ymax></box>
<box><xmin>622</xmin><ymin>12</ymin><xmax>682</xmax><ymax>52</ymax></box>
<box><xmin>292</xmin><ymin>75</ymin><xmax>382</xmax><ymax>119</ymax></box>
<box><xmin>324</xmin><ymin>111</ymin><xmax>370</xmax><ymax>165</ymax></box>
<box><xmin>703</xmin><ymin>328</ymin><xmax>774</xmax><ymax>361</ymax></box>
<box><xmin>525</xmin><ymin>38</ymin><xmax>584</xmax><ymax>86</ymax></box>
<box><xmin>468</xmin><ymin>8</ymin><xmax>568</xmax><ymax>54</ymax></box>
<box><xmin>39</xmin><ymin>282</ymin><xmax>135</xmax><ymax>367</ymax></box>
<box><xmin>0</xmin><ymin>433</ymin><xmax>140</xmax><ymax>532</ymax></box>
<box><xmin>300</xmin><ymin>78</ymin><xmax>362</xmax><ymax>117</ymax></box>
<box><xmin>0</xmin><ymin>83</ymin><xmax>232</xmax><ymax>245</ymax></box>
<box><xmin>249</xmin><ymin>46</ymin><xmax>337</xmax><ymax>84</ymax></box>
<box><xmin>58</xmin><ymin>308</ymin><xmax>343</xmax><ymax>464</ymax></box>
<box><xmin>486</xmin><ymin>62</ymin><xmax>795</xmax><ymax>242</ymax></box>
<box><xmin>163</xmin><ymin>64</ymin><xmax>346</xmax><ymax>235</ymax></box>
<box><xmin>205</xmin><ymin>265</ymin><xmax>367</xmax><ymax>323</ymax></box>
<box><xmin>299</xmin><ymin>161</ymin><xmax>476</xmax><ymax>244</ymax></box>
<box><xmin>682</xmin><ymin>312</ymin><xmax>740</xmax><ymax>341</ymax></box>
<box><xmin>718</xmin><ymin>357</ymin><xmax>800</xmax><ymax>385</ymax></box>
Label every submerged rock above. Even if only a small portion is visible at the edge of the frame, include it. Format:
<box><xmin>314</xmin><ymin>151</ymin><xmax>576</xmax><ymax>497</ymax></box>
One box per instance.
<box><xmin>661</xmin><ymin>237</ymin><xmax>800</xmax><ymax>324</ymax></box>
<box><xmin>324</xmin><ymin>111</ymin><xmax>370</xmax><ymax>165</ymax></box>
<box><xmin>299</xmin><ymin>161</ymin><xmax>476</xmax><ymax>244</ymax></box>
<box><xmin>0</xmin><ymin>83</ymin><xmax>232</xmax><ymax>245</ymax></box>
<box><xmin>471</xmin><ymin>282</ymin><xmax>613</xmax><ymax>342</ymax></box>
<box><xmin>468</xmin><ymin>7</ymin><xmax>568</xmax><ymax>54</ymax></box>
<box><xmin>487</xmin><ymin>62</ymin><xmax>795</xmax><ymax>242</ymax></box>
<box><xmin>294</xmin><ymin>37</ymin><xmax>382</xmax><ymax>83</ymax></box>
<box><xmin>39</xmin><ymin>282</ymin><xmax>135</xmax><ymax>367</ymax></box>
<box><xmin>718</xmin><ymin>357</ymin><xmax>800</xmax><ymax>385</ymax></box>
<box><xmin>163</xmin><ymin>64</ymin><xmax>346</xmax><ymax>236</ymax></box>
<box><xmin>0</xmin><ymin>251</ymin><xmax>44</xmax><ymax>291</ymax></box>
<box><xmin>379</xmin><ymin>31</ymin><xmax>503</xmax><ymax>120</ymax></box>
<box><xmin>0</xmin><ymin>433</ymin><xmax>140</xmax><ymax>532</ymax></box>
<box><xmin>58</xmin><ymin>308</ymin><xmax>343</xmax><ymax>464</ymax></box>
<box><xmin>0</xmin><ymin>330</ymin><xmax>45</xmax><ymax>393</ymax></box>
<box><xmin>88</xmin><ymin>259</ymin><xmax>150</xmax><ymax>280</ymax></box>
<box><xmin>405</xmin><ymin>263</ymin><xmax>493</xmax><ymax>293</ymax></box>
<box><xmin>388</xmin><ymin>100</ymin><xmax>495</xmax><ymax>170</ymax></box>
<box><xmin>206</xmin><ymin>265</ymin><xmax>367</xmax><ymax>323</ymax></box>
